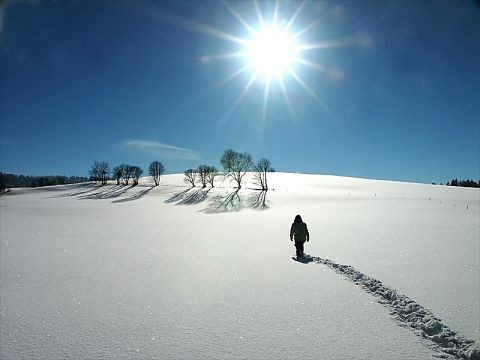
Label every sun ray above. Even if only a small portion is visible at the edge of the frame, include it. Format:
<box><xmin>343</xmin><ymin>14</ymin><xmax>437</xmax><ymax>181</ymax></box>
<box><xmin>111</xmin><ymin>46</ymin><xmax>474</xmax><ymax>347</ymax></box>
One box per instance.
<box><xmin>293</xmin><ymin>57</ymin><xmax>327</xmax><ymax>70</ymax></box>
<box><xmin>183</xmin><ymin>63</ymin><xmax>252</xmax><ymax>109</ymax></box>
<box><xmin>284</xmin><ymin>0</ymin><xmax>307</xmax><ymax>33</ymax></box>
<box><xmin>290</xmin><ymin>13</ymin><xmax>329</xmax><ymax>41</ymax></box>
<box><xmin>295</xmin><ymin>37</ymin><xmax>359</xmax><ymax>52</ymax></box>
<box><xmin>200</xmin><ymin>50</ymin><xmax>251</xmax><ymax>62</ymax></box>
<box><xmin>293</xmin><ymin>57</ymin><xmax>344</xmax><ymax>80</ymax></box>
<box><xmin>278</xmin><ymin>76</ymin><xmax>298</xmax><ymax>123</ymax></box>
<box><xmin>163</xmin><ymin>10</ymin><xmax>250</xmax><ymax>46</ymax></box>
<box><xmin>261</xmin><ymin>77</ymin><xmax>271</xmax><ymax>130</ymax></box>
<box><xmin>219</xmin><ymin>73</ymin><xmax>258</xmax><ymax>125</ymax></box>
<box><xmin>272</xmin><ymin>0</ymin><xmax>279</xmax><ymax>24</ymax></box>
<box><xmin>222</xmin><ymin>0</ymin><xmax>257</xmax><ymax>36</ymax></box>
<box><xmin>254</xmin><ymin>0</ymin><xmax>265</xmax><ymax>28</ymax></box>
<box><xmin>205</xmin><ymin>63</ymin><xmax>252</xmax><ymax>95</ymax></box>
<box><xmin>193</xmin><ymin>22</ymin><xmax>250</xmax><ymax>46</ymax></box>
<box><xmin>288</xmin><ymin>68</ymin><xmax>334</xmax><ymax>116</ymax></box>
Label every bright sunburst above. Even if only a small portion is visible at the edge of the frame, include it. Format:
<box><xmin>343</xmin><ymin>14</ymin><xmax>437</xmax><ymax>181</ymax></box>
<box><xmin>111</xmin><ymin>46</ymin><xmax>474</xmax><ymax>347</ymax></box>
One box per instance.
<box><xmin>246</xmin><ymin>23</ymin><xmax>297</xmax><ymax>79</ymax></box>
<box><xmin>183</xmin><ymin>1</ymin><xmax>363</xmax><ymax>124</ymax></box>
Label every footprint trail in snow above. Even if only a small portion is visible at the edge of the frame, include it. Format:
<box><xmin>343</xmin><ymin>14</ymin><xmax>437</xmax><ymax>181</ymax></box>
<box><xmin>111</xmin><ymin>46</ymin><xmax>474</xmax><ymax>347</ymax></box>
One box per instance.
<box><xmin>297</xmin><ymin>255</ymin><xmax>480</xmax><ymax>360</ymax></box>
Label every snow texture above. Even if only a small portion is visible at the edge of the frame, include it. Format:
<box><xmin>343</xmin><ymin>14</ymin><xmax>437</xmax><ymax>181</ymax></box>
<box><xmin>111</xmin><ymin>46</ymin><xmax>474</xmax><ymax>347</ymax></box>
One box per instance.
<box><xmin>298</xmin><ymin>255</ymin><xmax>480</xmax><ymax>359</ymax></box>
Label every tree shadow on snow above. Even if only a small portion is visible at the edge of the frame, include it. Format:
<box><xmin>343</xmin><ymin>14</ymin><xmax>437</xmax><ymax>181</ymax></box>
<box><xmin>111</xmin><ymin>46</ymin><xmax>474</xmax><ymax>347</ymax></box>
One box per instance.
<box><xmin>46</xmin><ymin>183</ymin><xmax>100</xmax><ymax>198</ymax></box>
<box><xmin>165</xmin><ymin>187</ymin><xmax>212</xmax><ymax>205</ymax></box>
<box><xmin>66</xmin><ymin>183</ymin><xmax>102</xmax><ymax>196</ymax></box>
<box><xmin>112</xmin><ymin>186</ymin><xmax>155</xmax><ymax>203</ymax></box>
<box><xmin>165</xmin><ymin>188</ymin><xmax>191</xmax><ymax>203</ymax></box>
<box><xmin>165</xmin><ymin>187</ymin><xmax>269</xmax><ymax>213</ymax></box>
<box><xmin>203</xmin><ymin>189</ymin><xmax>242</xmax><ymax>213</ymax></box>
<box><xmin>78</xmin><ymin>184</ymin><xmax>131</xmax><ymax>200</ymax></box>
<box><xmin>180</xmin><ymin>188</ymin><xmax>212</xmax><ymax>205</ymax></box>
<box><xmin>202</xmin><ymin>189</ymin><xmax>269</xmax><ymax>213</ymax></box>
<box><xmin>293</xmin><ymin>254</ymin><xmax>479</xmax><ymax>359</ymax></box>
<box><xmin>246</xmin><ymin>190</ymin><xmax>268</xmax><ymax>209</ymax></box>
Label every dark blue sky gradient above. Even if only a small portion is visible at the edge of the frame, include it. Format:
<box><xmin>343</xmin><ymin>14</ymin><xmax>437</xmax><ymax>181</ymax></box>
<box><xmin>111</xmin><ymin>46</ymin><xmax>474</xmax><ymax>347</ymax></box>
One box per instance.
<box><xmin>1</xmin><ymin>0</ymin><xmax>479</xmax><ymax>184</ymax></box>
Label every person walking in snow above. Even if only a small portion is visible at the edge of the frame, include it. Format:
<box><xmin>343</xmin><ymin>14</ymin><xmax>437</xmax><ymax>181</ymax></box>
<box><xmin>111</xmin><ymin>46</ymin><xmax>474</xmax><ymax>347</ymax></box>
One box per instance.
<box><xmin>290</xmin><ymin>215</ymin><xmax>309</xmax><ymax>257</ymax></box>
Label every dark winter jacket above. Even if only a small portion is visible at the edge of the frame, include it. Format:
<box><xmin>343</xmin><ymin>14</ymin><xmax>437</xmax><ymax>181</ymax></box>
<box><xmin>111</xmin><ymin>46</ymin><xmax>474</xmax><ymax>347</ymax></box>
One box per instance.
<box><xmin>290</xmin><ymin>222</ymin><xmax>309</xmax><ymax>242</ymax></box>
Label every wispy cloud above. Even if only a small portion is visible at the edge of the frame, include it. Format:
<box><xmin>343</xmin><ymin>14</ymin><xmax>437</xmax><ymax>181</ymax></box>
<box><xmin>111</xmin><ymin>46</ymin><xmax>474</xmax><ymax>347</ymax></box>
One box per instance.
<box><xmin>118</xmin><ymin>139</ymin><xmax>199</xmax><ymax>160</ymax></box>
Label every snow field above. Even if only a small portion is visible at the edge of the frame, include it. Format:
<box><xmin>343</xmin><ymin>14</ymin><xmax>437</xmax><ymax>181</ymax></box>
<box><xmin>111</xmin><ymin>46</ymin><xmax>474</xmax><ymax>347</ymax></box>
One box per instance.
<box><xmin>1</xmin><ymin>173</ymin><xmax>478</xmax><ymax>359</ymax></box>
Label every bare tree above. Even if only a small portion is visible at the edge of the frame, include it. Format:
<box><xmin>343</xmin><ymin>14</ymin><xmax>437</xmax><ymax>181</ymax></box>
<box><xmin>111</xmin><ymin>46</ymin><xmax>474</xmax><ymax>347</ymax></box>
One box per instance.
<box><xmin>198</xmin><ymin>165</ymin><xmax>218</xmax><ymax>188</ymax></box>
<box><xmin>132</xmin><ymin>166</ymin><xmax>143</xmax><ymax>186</ymax></box>
<box><xmin>197</xmin><ymin>165</ymin><xmax>209</xmax><ymax>188</ymax></box>
<box><xmin>112</xmin><ymin>165</ymin><xmax>123</xmax><ymax>185</ymax></box>
<box><xmin>253</xmin><ymin>158</ymin><xmax>273</xmax><ymax>190</ymax></box>
<box><xmin>220</xmin><ymin>149</ymin><xmax>253</xmax><ymax>189</ymax></box>
<box><xmin>206</xmin><ymin>166</ymin><xmax>218</xmax><ymax>188</ymax></box>
<box><xmin>184</xmin><ymin>169</ymin><xmax>197</xmax><ymax>187</ymax></box>
<box><xmin>89</xmin><ymin>164</ymin><xmax>99</xmax><ymax>183</ymax></box>
<box><xmin>220</xmin><ymin>149</ymin><xmax>236</xmax><ymax>173</ymax></box>
<box><xmin>99</xmin><ymin>162</ymin><xmax>110</xmax><ymax>185</ymax></box>
<box><xmin>149</xmin><ymin>161</ymin><xmax>165</xmax><ymax>186</ymax></box>
<box><xmin>121</xmin><ymin>164</ymin><xmax>133</xmax><ymax>185</ymax></box>
<box><xmin>90</xmin><ymin>161</ymin><xmax>110</xmax><ymax>185</ymax></box>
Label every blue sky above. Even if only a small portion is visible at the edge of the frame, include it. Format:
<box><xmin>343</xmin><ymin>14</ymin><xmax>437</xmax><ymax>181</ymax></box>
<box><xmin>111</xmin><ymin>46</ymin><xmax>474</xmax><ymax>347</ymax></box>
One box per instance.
<box><xmin>1</xmin><ymin>0</ymin><xmax>479</xmax><ymax>184</ymax></box>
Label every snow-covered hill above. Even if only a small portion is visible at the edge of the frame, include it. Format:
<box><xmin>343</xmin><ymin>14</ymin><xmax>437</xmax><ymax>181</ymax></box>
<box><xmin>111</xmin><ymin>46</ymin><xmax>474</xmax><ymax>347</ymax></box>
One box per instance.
<box><xmin>1</xmin><ymin>173</ymin><xmax>478</xmax><ymax>359</ymax></box>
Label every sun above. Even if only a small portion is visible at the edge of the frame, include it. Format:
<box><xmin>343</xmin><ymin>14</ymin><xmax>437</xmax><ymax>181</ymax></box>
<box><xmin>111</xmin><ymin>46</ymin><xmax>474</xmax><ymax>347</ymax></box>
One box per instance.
<box><xmin>246</xmin><ymin>23</ymin><xmax>297</xmax><ymax>79</ymax></box>
<box><xmin>183</xmin><ymin>1</ymin><xmax>360</xmax><ymax>123</ymax></box>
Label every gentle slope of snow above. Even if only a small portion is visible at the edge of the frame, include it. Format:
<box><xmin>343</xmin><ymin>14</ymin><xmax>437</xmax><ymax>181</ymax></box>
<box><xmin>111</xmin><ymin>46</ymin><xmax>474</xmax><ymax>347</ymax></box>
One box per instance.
<box><xmin>1</xmin><ymin>173</ymin><xmax>478</xmax><ymax>359</ymax></box>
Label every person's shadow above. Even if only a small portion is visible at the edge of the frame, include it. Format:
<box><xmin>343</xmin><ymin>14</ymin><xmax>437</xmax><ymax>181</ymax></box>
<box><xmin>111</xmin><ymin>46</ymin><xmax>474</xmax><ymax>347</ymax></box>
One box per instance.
<box><xmin>291</xmin><ymin>254</ymin><xmax>314</xmax><ymax>264</ymax></box>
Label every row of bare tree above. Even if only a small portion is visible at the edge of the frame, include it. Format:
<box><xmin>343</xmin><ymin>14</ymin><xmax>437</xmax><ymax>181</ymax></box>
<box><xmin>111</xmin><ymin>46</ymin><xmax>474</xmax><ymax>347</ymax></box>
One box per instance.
<box><xmin>90</xmin><ymin>161</ymin><xmax>165</xmax><ymax>186</ymax></box>
<box><xmin>111</xmin><ymin>164</ymin><xmax>143</xmax><ymax>185</ymax></box>
<box><xmin>184</xmin><ymin>149</ymin><xmax>274</xmax><ymax>190</ymax></box>
<box><xmin>221</xmin><ymin>149</ymin><xmax>274</xmax><ymax>190</ymax></box>
<box><xmin>89</xmin><ymin>161</ymin><xmax>110</xmax><ymax>185</ymax></box>
<box><xmin>90</xmin><ymin>149</ymin><xmax>273</xmax><ymax>190</ymax></box>
<box><xmin>184</xmin><ymin>165</ymin><xmax>218</xmax><ymax>188</ymax></box>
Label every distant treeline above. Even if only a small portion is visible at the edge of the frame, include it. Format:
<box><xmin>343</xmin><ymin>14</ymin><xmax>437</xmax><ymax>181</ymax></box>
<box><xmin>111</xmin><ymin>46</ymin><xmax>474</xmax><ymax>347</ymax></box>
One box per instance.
<box><xmin>0</xmin><ymin>173</ymin><xmax>89</xmax><ymax>190</ymax></box>
<box><xmin>446</xmin><ymin>179</ymin><xmax>479</xmax><ymax>188</ymax></box>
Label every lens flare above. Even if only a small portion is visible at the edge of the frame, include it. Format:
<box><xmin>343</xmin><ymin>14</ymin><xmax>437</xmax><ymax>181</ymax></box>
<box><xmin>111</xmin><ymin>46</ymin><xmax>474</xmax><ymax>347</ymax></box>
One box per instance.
<box><xmin>173</xmin><ymin>0</ymin><xmax>364</xmax><ymax>124</ymax></box>
<box><xmin>246</xmin><ymin>24</ymin><xmax>296</xmax><ymax>78</ymax></box>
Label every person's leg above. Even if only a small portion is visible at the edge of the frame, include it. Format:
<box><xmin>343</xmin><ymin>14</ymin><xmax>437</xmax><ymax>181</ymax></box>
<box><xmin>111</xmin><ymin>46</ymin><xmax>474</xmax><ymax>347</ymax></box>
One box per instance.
<box><xmin>295</xmin><ymin>241</ymin><xmax>303</xmax><ymax>257</ymax></box>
